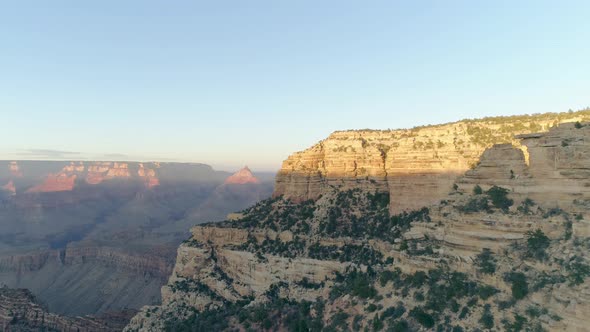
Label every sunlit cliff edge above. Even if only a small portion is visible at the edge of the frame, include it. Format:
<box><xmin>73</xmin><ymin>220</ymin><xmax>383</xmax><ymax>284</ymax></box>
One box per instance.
<box><xmin>123</xmin><ymin>109</ymin><xmax>590</xmax><ymax>331</ymax></box>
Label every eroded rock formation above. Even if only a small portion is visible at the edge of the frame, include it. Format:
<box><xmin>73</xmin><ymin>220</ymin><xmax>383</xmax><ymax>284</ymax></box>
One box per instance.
<box><xmin>275</xmin><ymin>110</ymin><xmax>590</xmax><ymax>213</ymax></box>
<box><xmin>0</xmin><ymin>288</ymin><xmax>134</xmax><ymax>332</ymax></box>
<box><xmin>223</xmin><ymin>166</ymin><xmax>261</xmax><ymax>185</ymax></box>
<box><xmin>126</xmin><ymin>116</ymin><xmax>590</xmax><ymax>332</ymax></box>
<box><xmin>26</xmin><ymin>173</ymin><xmax>78</xmax><ymax>193</ymax></box>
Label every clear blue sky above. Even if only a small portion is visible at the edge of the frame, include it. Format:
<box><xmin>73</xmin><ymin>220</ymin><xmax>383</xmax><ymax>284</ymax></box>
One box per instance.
<box><xmin>1</xmin><ymin>1</ymin><xmax>589</xmax><ymax>171</ymax></box>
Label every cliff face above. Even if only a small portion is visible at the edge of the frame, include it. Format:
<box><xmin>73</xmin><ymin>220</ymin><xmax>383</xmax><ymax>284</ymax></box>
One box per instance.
<box><xmin>0</xmin><ymin>245</ymin><xmax>174</xmax><ymax>316</ymax></box>
<box><xmin>275</xmin><ymin>110</ymin><xmax>590</xmax><ymax>213</ymax></box>
<box><xmin>0</xmin><ymin>288</ymin><xmax>134</xmax><ymax>332</ymax></box>
<box><xmin>126</xmin><ymin>116</ymin><xmax>590</xmax><ymax>332</ymax></box>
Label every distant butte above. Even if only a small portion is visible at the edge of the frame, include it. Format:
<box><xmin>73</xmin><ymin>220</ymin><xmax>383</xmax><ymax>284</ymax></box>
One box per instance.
<box><xmin>27</xmin><ymin>173</ymin><xmax>77</xmax><ymax>193</ymax></box>
<box><xmin>224</xmin><ymin>166</ymin><xmax>261</xmax><ymax>185</ymax></box>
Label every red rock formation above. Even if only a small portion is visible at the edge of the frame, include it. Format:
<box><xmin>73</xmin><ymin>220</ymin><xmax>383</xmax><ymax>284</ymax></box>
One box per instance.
<box><xmin>224</xmin><ymin>166</ymin><xmax>261</xmax><ymax>185</ymax></box>
<box><xmin>27</xmin><ymin>173</ymin><xmax>77</xmax><ymax>193</ymax></box>
<box><xmin>106</xmin><ymin>162</ymin><xmax>131</xmax><ymax>178</ymax></box>
<box><xmin>85</xmin><ymin>162</ymin><xmax>111</xmax><ymax>184</ymax></box>
<box><xmin>9</xmin><ymin>161</ymin><xmax>22</xmax><ymax>177</ymax></box>
<box><xmin>2</xmin><ymin>180</ymin><xmax>16</xmax><ymax>195</ymax></box>
<box><xmin>138</xmin><ymin>163</ymin><xmax>160</xmax><ymax>188</ymax></box>
<box><xmin>63</xmin><ymin>161</ymin><xmax>85</xmax><ymax>173</ymax></box>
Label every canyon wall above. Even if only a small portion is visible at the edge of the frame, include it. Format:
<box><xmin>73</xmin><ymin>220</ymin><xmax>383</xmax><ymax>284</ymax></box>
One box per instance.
<box><xmin>127</xmin><ymin>114</ymin><xmax>590</xmax><ymax>331</ymax></box>
<box><xmin>0</xmin><ymin>288</ymin><xmax>133</xmax><ymax>332</ymax></box>
<box><xmin>0</xmin><ymin>246</ymin><xmax>175</xmax><ymax>315</ymax></box>
<box><xmin>274</xmin><ymin>110</ymin><xmax>590</xmax><ymax>213</ymax></box>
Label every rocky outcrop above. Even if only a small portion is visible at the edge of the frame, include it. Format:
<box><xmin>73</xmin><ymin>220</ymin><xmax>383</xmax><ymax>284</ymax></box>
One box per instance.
<box><xmin>137</xmin><ymin>164</ymin><xmax>159</xmax><ymax>188</ymax></box>
<box><xmin>275</xmin><ymin>110</ymin><xmax>590</xmax><ymax>213</ymax></box>
<box><xmin>106</xmin><ymin>162</ymin><xmax>131</xmax><ymax>179</ymax></box>
<box><xmin>4</xmin><ymin>161</ymin><xmax>164</xmax><ymax>193</ymax></box>
<box><xmin>458</xmin><ymin>122</ymin><xmax>590</xmax><ymax>213</ymax></box>
<box><xmin>86</xmin><ymin>162</ymin><xmax>113</xmax><ymax>184</ymax></box>
<box><xmin>0</xmin><ymin>288</ymin><xmax>133</xmax><ymax>332</ymax></box>
<box><xmin>126</xmin><ymin>114</ymin><xmax>590</xmax><ymax>332</ymax></box>
<box><xmin>223</xmin><ymin>166</ymin><xmax>260</xmax><ymax>185</ymax></box>
<box><xmin>26</xmin><ymin>173</ymin><xmax>78</xmax><ymax>193</ymax></box>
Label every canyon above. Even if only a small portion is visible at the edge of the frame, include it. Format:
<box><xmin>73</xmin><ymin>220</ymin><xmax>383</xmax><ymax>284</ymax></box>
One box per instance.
<box><xmin>0</xmin><ymin>162</ymin><xmax>273</xmax><ymax>321</ymax></box>
<box><xmin>125</xmin><ymin>109</ymin><xmax>590</xmax><ymax>331</ymax></box>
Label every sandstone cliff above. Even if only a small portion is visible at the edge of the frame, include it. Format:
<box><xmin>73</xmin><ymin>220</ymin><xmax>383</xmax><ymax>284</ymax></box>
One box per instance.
<box><xmin>126</xmin><ymin>116</ymin><xmax>590</xmax><ymax>332</ymax></box>
<box><xmin>275</xmin><ymin>110</ymin><xmax>590</xmax><ymax>213</ymax></box>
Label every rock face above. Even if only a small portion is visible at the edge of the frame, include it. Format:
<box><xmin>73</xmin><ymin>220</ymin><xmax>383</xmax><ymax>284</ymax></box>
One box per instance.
<box><xmin>275</xmin><ymin>110</ymin><xmax>590</xmax><ymax>213</ymax></box>
<box><xmin>26</xmin><ymin>173</ymin><xmax>78</xmax><ymax>193</ymax></box>
<box><xmin>458</xmin><ymin>123</ymin><xmax>590</xmax><ymax>212</ymax></box>
<box><xmin>138</xmin><ymin>163</ymin><xmax>160</xmax><ymax>188</ymax></box>
<box><xmin>0</xmin><ymin>288</ymin><xmax>133</xmax><ymax>332</ymax></box>
<box><xmin>0</xmin><ymin>246</ymin><xmax>175</xmax><ymax>316</ymax></box>
<box><xmin>126</xmin><ymin>114</ymin><xmax>590</xmax><ymax>332</ymax></box>
<box><xmin>5</xmin><ymin>161</ymin><xmax>162</xmax><ymax>193</ymax></box>
<box><xmin>223</xmin><ymin>166</ymin><xmax>261</xmax><ymax>185</ymax></box>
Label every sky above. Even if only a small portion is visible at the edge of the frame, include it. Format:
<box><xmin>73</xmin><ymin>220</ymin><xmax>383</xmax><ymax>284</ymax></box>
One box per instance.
<box><xmin>1</xmin><ymin>1</ymin><xmax>589</xmax><ymax>171</ymax></box>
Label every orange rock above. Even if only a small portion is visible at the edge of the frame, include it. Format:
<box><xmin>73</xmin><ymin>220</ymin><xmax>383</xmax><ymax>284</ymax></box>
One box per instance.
<box><xmin>138</xmin><ymin>164</ymin><xmax>159</xmax><ymax>188</ymax></box>
<box><xmin>224</xmin><ymin>166</ymin><xmax>261</xmax><ymax>185</ymax></box>
<box><xmin>106</xmin><ymin>163</ymin><xmax>131</xmax><ymax>178</ymax></box>
<box><xmin>27</xmin><ymin>173</ymin><xmax>77</xmax><ymax>193</ymax></box>
<box><xmin>146</xmin><ymin>176</ymin><xmax>160</xmax><ymax>188</ymax></box>
<box><xmin>86</xmin><ymin>163</ymin><xmax>111</xmax><ymax>184</ymax></box>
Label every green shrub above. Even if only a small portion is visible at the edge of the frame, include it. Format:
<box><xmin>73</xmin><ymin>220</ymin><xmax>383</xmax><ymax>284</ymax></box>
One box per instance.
<box><xmin>475</xmin><ymin>248</ymin><xmax>497</xmax><ymax>274</ymax></box>
<box><xmin>566</xmin><ymin>256</ymin><xmax>590</xmax><ymax>285</ymax></box>
<box><xmin>525</xmin><ymin>229</ymin><xmax>550</xmax><ymax>260</ymax></box>
<box><xmin>459</xmin><ymin>196</ymin><xmax>489</xmax><ymax>213</ymax></box>
<box><xmin>478</xmin><ymin>285</ymin><xmax>499</xmax><ymax>300</ymax></box>
<box><xmin>504</xmin><ymin>272</ymin><xmax>528</xmax><ymax>300</ymax></box>
<box><xmin>517</xmin><ymin>198</ymin><xmax>535</xmax><ymax>214</ymax></box>
<box><xmin>502</xmin><ymin>314</ymin><xmax>528</xmax><ymax>332</ymax></box>
<box><xmin>486</xmin><ymin>186</ymin><xmax>513</xmax><ymax>211</ymax></box>
<box><xmin>389</xmin><ymin>320</ymin><xmax>409</xmax><ymax>332</ymax></box>
<box><xmin>409</xmin><ymin>307</ymin><xmax>435</xmax><ymax>328</ymax></box>
<box><xmin>473</xmin><ymin>185</ymin><xmax>483</xmax><ymax>195</ymax></box>
<box><xmin>479</xmin><ymin>304</ymin><xmax>494</xmax><ymax>329</ymax></box>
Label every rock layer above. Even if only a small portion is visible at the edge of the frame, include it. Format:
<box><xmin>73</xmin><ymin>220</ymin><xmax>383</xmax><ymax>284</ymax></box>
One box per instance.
<box><xmin>275</xmin><ymin>110</ymin><xmax>590</xmax><ymax>213</ymax></box>
<box><xmin>0</xmin><ymin>288</ymin><xmax>133</xmax><ymax>332</ymax></box>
